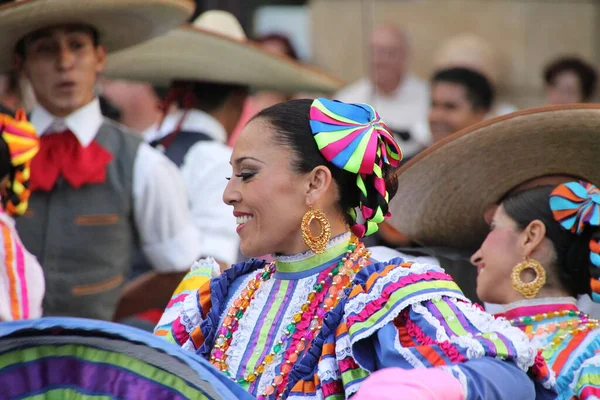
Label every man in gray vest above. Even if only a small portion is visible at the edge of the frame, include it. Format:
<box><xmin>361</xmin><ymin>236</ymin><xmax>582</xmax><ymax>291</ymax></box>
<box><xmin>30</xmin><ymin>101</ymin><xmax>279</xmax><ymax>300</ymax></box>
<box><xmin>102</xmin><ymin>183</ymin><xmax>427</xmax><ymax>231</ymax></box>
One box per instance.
<box><xmin>2</xmin><ymin>0</ymin><xmax>202</xmax><ymax>321</ymax></box>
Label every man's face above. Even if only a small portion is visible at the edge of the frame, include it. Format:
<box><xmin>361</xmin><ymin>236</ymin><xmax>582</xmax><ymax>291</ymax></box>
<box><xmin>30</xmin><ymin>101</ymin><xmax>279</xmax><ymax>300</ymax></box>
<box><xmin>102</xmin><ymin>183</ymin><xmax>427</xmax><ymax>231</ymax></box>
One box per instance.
<box><xmin>428</xmin><ymin>82</ymin><xmax>486</xmax><ymax>143</ymax></box>
<box><xmin>15</xmin><ymin>25</ymin><xmax>106</xmax><ymax>117</ymax></box>
<box><xmin>369</xmin><ymin>27</ymin><xmax>407</xmax><ymax>95</ymax></box>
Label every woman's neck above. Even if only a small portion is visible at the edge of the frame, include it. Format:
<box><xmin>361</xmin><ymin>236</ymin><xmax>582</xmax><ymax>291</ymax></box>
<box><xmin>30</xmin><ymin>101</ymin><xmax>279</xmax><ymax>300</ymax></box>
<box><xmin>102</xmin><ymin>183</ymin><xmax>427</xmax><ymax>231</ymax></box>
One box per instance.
<box><xmin>276</xmin><ymin>217</ymin><xmax>349</xmax><ymax>257</ymax></box>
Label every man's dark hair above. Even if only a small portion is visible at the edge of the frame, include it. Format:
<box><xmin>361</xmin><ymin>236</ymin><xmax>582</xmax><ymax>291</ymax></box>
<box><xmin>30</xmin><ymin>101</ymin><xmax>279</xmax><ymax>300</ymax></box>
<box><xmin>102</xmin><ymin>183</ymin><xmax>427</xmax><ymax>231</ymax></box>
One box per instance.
<box><xmin>14</xmin><ymin>24</ymin><xmax>100</xmax><ymax>58</ymax></box>
<box><xmin>431</xmin><ymin>67</ymin><xmax>495</xmax><ymax>112</ymax></box>
<box><xmin>169</xmin><ymin>80</ymin><xmax>248</xmax><ymax>113</ymax></box>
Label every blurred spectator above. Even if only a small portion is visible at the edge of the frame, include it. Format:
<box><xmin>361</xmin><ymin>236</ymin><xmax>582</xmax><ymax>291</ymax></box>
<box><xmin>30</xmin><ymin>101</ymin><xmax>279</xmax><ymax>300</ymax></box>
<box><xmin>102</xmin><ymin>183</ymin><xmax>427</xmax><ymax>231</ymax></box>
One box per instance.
<box><xmin>228</xmin><ymin>33</ymin><xmax>299</xmax><ymax>147</ymax></box>
<box><xmin>428</xmin><ymin>67</ymin><xmax>494</xmax><ymax>143</ymax></box>
<box><xmin>0</xmin><ymin>71</ymin><xmax>36</xmax><ymax>113</ymax></box>
<box><xmin>544</xmin><ymin>56</ymin><xmax>597</xmax><ymax>104</ymax></box>
<box><xmin>432</xmin><ymin>33</ymin><xmax>517</xmax><ymax>118</ymax></box>
<box><xmin>100</xmin><ymin>78</ymin><xmax>162</xmax><ymax>134</ymax></box>
<box><xmin>336</xmin><ymin>24</ymin><xmax>429</xmax><ymax>159</ymax></box>
<box><xmin>376</xmin><ymin>67</ymin><xmax>494</xmax><ymax>250</ymax></box>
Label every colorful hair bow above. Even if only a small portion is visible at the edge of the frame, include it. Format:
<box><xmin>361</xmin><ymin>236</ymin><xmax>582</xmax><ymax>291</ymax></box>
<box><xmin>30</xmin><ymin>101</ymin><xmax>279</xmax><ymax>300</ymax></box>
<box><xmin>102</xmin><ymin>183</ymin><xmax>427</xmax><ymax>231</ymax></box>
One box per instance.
<box><xmin>0</xmin><ymin>110</ymin><xmax>39</xmax><ymax>216</ymax></box>
<box><xmin>549</xmin><ymin>181</ymin><xmax>600</xmax><ymax>301</ymax></box>
<box><xmin>309</xmin><ymin>98</ymin><xmax>402</xmax><ymax>237</ymax></box>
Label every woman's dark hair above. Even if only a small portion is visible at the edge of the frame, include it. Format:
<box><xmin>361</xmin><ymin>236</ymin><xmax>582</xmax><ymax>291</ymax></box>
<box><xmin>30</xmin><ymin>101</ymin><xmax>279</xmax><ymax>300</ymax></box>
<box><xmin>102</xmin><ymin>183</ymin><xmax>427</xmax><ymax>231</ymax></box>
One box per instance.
<box><xmin>544</xmin><ymin>57</ymin><xmax>598</xmax><ymax>102</ymax></box>
<box><xmin>251</xmin><ymin>99</ymin><xmax>399</xmax><ymax>227</ymax></box>
<box><xmin>501</xmin><ymin>185</ymin><xmax>596</xmax><ymax>297</ymax></box>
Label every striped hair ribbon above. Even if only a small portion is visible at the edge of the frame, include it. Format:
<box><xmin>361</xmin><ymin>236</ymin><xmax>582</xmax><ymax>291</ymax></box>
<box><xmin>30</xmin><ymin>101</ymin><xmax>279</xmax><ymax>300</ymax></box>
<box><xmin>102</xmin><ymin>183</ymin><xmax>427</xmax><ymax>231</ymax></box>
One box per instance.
<box><xmin>0</xmin><ymin>110</ymin><xmax>39</xmax><ymax>216</ymax></box>
<box><xmin>549</xmin><ymin>181</ymin><xmax>600</xmax><ymax>301</ymax></box>
<box><xmin>309</xmin><ymin>98</ymin><xmax>402</xmax><ymax>237</ymax></box>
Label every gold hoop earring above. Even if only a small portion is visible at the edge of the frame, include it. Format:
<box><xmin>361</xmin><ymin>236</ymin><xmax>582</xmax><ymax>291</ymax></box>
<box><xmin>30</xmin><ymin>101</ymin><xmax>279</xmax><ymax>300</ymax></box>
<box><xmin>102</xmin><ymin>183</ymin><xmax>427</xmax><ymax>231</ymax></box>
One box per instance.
<box><xmin>511</xmin><ymin>258</ymin><xmax>546</xmax><ymax>299</ymax></box>
<box><xmin>301</xmin><ymin>207</ymin><xmax>331</xmax><ymax>254</ymax></box>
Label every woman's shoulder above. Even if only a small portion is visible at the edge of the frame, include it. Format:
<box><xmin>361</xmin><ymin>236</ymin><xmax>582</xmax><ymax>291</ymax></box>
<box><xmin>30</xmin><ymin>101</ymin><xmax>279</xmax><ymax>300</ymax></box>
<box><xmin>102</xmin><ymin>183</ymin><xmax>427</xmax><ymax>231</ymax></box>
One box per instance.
<box><xmin>154</xmin><ymin>258</ymin><xmax>267</xmax><ymax>339</ymax></box>
<box><xmin>343</xmin><ymin>257</ymin><xmax>468</xmax><ymax>340</ymax></box>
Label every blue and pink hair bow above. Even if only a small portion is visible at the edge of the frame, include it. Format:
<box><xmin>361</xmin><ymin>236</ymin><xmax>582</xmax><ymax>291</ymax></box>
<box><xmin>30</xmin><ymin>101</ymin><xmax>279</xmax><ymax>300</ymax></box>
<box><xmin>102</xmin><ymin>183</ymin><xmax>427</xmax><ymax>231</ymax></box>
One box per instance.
<box><xmin>550</xmin><ymin>181</ymin><xmax>600</xmax><ymax>301</ymax></box>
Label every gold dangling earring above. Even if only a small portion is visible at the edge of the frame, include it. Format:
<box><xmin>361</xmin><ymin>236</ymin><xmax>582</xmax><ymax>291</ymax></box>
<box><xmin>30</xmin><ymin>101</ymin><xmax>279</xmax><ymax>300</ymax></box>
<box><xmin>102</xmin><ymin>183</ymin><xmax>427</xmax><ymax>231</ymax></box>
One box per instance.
<box><xmin>511</xmin><ymin>258</ymin><xmax>546</xmax><ymax>299</ymax></box>
<box><xmin>301</xmin><ymin>207</ymin><xmax>331</xmax><ymax>254</ymax></box>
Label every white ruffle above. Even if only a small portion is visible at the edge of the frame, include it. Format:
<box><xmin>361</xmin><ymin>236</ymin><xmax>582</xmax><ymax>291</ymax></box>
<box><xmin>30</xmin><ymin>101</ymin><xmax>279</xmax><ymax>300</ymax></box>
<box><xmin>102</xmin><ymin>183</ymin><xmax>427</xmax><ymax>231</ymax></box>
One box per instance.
<box><xmin>412</xmin><ymin>301</ymin><xmax>487</xmax><ymax>360</ymax></box>
<box><xmin>275</xmin><ymin>232</ymin><xmax>351</xmax><ymax>264</ymax></box>
<box><xmin>222</xmin><ymin>272</ymin><xmax>319</xmax><ymax>395</ymax></box>
<box><xmin>190</xmin><ymin>256</ymin><xmax>220</xmax><ymax>276</ymax></box>
<box><xmin>344</xmin><ymin>262</ymin><xmax>450</xmax><ymax>317</ymax></box>
<box><xmin>412</xmin><ymin>302</ymin><xmax>452</xmax><ymax>342</ymax></box>
<box><xmin>345</xmin><ymin>381</ymin><xmax>363</xmax><ymax>398</ymax></box>
<box><xmin>335</xmin><ymin>334</ymin><xmax>353</xmax><ymax>361</ymax></box>
<box><xmin>288</xmin><ymin>394</ymin><xmax>322</xmax><ymax>400</ymax></box>
<box><xmin>452</xmin><ymin>299</ymin><xmax>536</xmax><ymax>372</ymax></box>
<box><xmin>180</xmin><ymin>291</ymin><xmax>203</xmax><ymax>334</ymax></box>
<box><xmin>568</xmin><ymin>352</ymin><xmax>600</xmax><ymax>393</ymax></box>
<box><xmin>317</xmin><ymin>357</ymin><xmax>341</xmax><ymax>382</ymax></box>
<box><xmin>348</xmin><ymin>291</ymin><xmax>466</xmax><ymax>346</ymax></box>
<box><xmin>255</xmin><ymin>275</ymin><xmax>317</xmax><ymax>395</ymax></box>
<box><xmin>225</xmin><ymin>275</ymin><xmax>276</xmax><ymax>376</ymax></box>
<box><xmin>393</xmin><ymin>328</ymin><xmax>425</xmax><ymax>368</ymax></box>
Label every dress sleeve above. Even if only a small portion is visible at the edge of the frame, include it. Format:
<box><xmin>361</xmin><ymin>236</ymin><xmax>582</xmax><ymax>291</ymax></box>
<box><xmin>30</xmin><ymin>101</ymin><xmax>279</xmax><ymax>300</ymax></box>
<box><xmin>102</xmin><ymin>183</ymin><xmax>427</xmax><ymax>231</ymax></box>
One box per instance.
<box><xmin>153</xmin><ymin>259</ymin><xmax>267</xmax><ymax>356</ymax></box>
<box><xmin>343</xmin><ymin>259</ymin><xmax>557</xmax><ymax>400</ymax></box>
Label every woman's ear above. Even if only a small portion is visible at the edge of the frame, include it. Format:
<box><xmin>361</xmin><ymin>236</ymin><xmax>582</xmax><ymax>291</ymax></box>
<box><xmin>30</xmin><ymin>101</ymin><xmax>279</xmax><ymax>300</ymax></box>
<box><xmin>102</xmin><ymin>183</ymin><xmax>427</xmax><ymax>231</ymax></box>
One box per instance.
<box><xmin>304</xmin><ymin>165</ymin><xmax>333</xmax><ymax>207</ymax></box>
<box><xmin>519</xmin><ymin>219</ymin><xmax>547</xmax><ymax>258</ymax></box>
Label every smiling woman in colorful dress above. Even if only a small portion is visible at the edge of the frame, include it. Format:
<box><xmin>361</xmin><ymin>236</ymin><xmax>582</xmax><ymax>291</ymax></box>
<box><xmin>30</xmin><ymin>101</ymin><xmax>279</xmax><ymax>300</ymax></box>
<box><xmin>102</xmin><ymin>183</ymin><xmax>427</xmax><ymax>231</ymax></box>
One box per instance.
<box><xmin>156</xmin><ymin>98</ymin><xmax>555</xmax><ymax>399</ymax></box>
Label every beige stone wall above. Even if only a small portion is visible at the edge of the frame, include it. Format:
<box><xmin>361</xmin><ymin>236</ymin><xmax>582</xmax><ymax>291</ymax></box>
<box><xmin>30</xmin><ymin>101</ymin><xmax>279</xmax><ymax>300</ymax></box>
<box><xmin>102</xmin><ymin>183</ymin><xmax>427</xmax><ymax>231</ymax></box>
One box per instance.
<box><xmin>310</xmin><ymin>0</ymin><xmax>600</xmax><ymax>108</ymax></box>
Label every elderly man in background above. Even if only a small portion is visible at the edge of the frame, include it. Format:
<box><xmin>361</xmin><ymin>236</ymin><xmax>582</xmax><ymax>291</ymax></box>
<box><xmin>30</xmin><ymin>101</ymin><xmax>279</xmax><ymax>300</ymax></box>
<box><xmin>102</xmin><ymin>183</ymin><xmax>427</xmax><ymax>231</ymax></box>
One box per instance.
<box><xmin>336</xmin><ymin>24</ymin><xmax>429</xmax><ymax>160</ymax></box>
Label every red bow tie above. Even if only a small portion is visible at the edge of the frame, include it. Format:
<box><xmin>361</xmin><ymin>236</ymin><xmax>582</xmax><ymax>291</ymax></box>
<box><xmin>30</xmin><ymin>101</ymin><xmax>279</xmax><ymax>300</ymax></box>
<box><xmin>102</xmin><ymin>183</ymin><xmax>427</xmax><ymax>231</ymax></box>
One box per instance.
<box><xmin>29</xmin><ymin>130</ymin><xmax>113</xmax><ymax>192</ymax></box>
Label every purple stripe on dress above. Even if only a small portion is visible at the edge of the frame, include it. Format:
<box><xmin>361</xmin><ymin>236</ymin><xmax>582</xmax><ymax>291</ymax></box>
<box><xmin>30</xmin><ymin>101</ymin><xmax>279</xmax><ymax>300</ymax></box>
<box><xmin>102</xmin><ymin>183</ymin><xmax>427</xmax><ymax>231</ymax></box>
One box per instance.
<box><xmin>445</xmin><ymin>300</ymin><xmax>515</xmax><ymax>359</ymax></box>
<box><xmin>239</xmin><ymin>280</ymin><xmax>282</xmax><ymax>374</ymax></box>
<box><xmin>445</xmin><ymin>299</ymin><xmax>478</xmax><ymax>335</ymax></box>
<box><xmin>0</xmin><ymin>356</ymin><xmax>189</xmax><ymax>400</ymax></box>
<box><xmin>249</xmin><ymin>280</ymin><xmax>297</xmax><ymax>394</ymax></box>
<box><xmin>426</xmin><ymin>301</ymin><xmax>455</xmax><ymax>335</ymax></box>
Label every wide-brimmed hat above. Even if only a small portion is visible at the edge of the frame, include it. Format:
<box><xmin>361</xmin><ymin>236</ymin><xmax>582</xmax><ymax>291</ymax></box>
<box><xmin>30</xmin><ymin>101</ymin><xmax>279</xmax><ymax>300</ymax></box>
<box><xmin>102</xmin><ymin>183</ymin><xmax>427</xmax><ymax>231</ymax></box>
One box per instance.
<box><xmin>104</xmin><ymin>10</ymin><xmax>345</xmax><ymax>93</ymax></box>
<box><xmin>0</xmin><ymin>0</ymin><xmax>195</xmax><ymax>73</ymax></box>
<box><xmin>387</xmin><ymin>104</ymin><xmax>600</xmax><ymax>249</ymax></box>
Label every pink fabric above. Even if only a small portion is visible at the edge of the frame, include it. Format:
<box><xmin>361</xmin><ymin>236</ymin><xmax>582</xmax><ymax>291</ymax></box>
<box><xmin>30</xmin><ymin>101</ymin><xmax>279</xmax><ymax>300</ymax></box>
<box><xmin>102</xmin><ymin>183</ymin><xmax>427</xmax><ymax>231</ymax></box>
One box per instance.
<box><xmin>0</xmin><ymin>210</ymin><xmax>44</xmax><ymax>321</ymax></box>
<box><xmin>354</xmin><ymin>368</ymin><xmax>465</xmax><ymax>400</ymax></box>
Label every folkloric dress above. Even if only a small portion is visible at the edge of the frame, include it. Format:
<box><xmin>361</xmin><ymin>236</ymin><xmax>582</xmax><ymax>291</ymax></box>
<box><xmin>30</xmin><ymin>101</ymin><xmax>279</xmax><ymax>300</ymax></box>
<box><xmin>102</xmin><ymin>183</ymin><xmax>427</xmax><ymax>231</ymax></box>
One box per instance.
<box><xmin>156</xmin><ymin>233</ymin><xmax>555</xmax><ymax>400</ymax></box>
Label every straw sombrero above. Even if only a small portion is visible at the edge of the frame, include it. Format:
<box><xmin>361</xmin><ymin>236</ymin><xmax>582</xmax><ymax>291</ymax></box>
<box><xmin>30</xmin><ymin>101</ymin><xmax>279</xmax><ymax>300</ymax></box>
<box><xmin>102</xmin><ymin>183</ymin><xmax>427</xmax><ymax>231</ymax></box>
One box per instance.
<box><xmin>0</xmin><ymin>0</ymin><xmax>195</xmax><ymax>73</ymax></box>
<box><xmin>0</xmin><ymin>317</ymin><xmax>253</xmax><ymax>400</ymax></box>
<box><xmin>388</xmin><ymin>104</ymin><xmax>600</xmax><ymax>250</ymax></box>
<box><xmin>104</xmin><ymin>10</ymin><xmax>344</xmax><ymax>93</ymax></box>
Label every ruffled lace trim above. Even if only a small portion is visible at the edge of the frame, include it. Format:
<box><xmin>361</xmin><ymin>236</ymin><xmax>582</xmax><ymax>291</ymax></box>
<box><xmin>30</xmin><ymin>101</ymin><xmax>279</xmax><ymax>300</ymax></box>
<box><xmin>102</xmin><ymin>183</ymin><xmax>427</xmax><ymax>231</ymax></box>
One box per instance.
<box><xmin>345</xmin><ymin>262</ymin><xmax>448</xmax><ymax>316</ymax></box>
<box><xmin>196</xmin><ymin>258</ymin><xmax>267</xmax><ymax>358</ymax></box>
<box><xmin>335</xmin><ymin>334</ymin><xmax>352</xmax><ymax>361</ymax></box>
<box><xmin>568</xmin><ymin>350</ymin><xmax>600</xmax><ymax>394</ymax></box>
<box><xmin>256</xmin><ymin>275</ymin><xmax>317</xmax><ymax>396</ymax></box>
<box><xmin>224</xmin><ymin>273</ymin><xmax>269</xmax><ymax>375</ymax></box>
<box><xmin>349</xmin><ymin>291</ymin><xmax>465</xmax><ymax>346</ymax></box>
<box><xmin>275</xmin><ymin>232</ymin><xmax>351</xmax><ymax>263</ymax></box>
<box><xmin>393</xmin><ymin>325</ymin><xmax>425</xmax><ymax>368</ymax></box>
<box><xmin>452</xmin><ymin>298</ymin><xmax>536</xmax><ymax>372</ymax></box>
<box><xmin>317</xmin><ymin>357</ymin><xmax>341</xmax><ymax>382</ymax></box>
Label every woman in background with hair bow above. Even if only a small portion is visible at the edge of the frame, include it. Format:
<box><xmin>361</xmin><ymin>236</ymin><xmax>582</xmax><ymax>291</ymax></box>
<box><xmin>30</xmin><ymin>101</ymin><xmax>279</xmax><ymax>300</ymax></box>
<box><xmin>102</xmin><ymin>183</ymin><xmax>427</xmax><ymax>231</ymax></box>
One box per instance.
<box><xmin>471</xmin><ymin>180</ymin><xmax>600</xmax><ymax>399</ymax></box>
<box><xmin>0</xmin><ymin>110</ymin><xmax>44</xmax><ymax>321</ymax></box>
<box><xmin>156</xmin><ymin>98</ymin><xmax>553</xmax><ymax>399</ymax></box>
